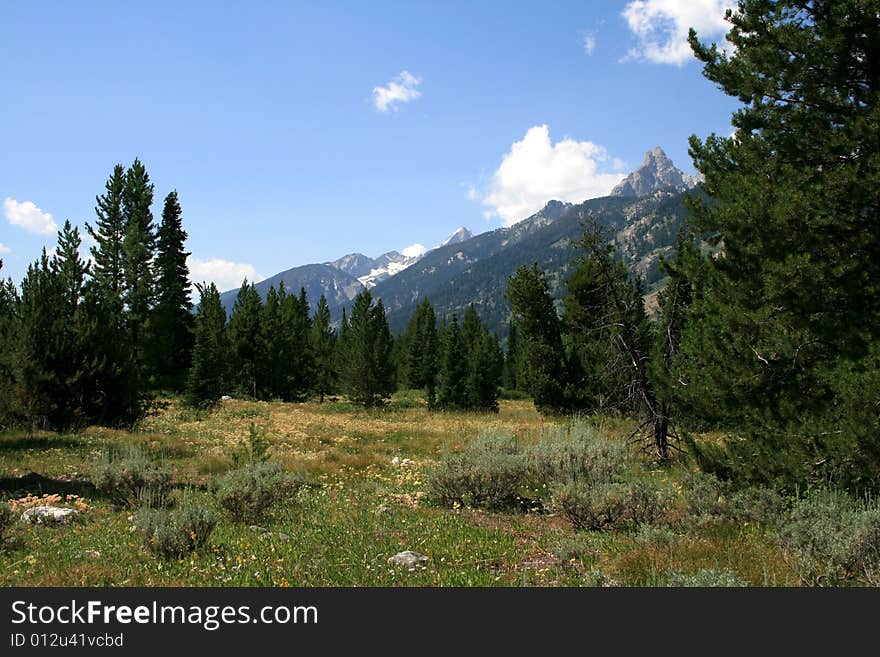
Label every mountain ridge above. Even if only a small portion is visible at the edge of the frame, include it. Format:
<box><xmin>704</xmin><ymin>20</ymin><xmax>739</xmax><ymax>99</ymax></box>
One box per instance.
<box><xmin>218</xmin><ymin>147</ymin><xmax>698</xmax><ymax>331</ymax></box>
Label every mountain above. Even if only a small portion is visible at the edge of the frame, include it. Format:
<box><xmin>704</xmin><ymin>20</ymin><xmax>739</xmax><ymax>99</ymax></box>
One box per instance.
<box><xmin>440</xmin><ymin>227</ymin><xmax>473</xmax><ymax>247</ymax></box>
<box><xmin>219</xmin><ymin>263</ymin><xmax>362</xmax><ymax>315</ymax></box>
<box><xmin>219</xmin><ymin>227</ymin><xmax>479</xmax><ymax>313</ymax></box>
<box><xmin>326</xmin><ymin>253</ymin><xmax>376</xmax><ymax>279</ymax></box>
<box><xmin>610</xmin><ymin>147</ymin><xmax>697</xmax><ymax>197</ymax></box>
<box><xmin>368</xmin><ymin>189</ymin><xmax>692</xmax><ymax>336</ymax></box>
<box><xmin>356</xmin><ymin>251</ymin><xmax>419</xmax><ymax>288</ymax></box>
<box><xmin>218</xmin><ymin>147</ymin><xmax>697</xmax><ymax>337</ymax></box>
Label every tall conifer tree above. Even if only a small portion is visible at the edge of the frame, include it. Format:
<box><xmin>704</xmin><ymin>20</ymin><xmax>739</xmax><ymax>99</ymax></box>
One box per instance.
<box><xmin>121</xmin><ymin>158</ymin><xmax>156</xmax><ymax>382</ymax></box>
<box><xmin>311</xmin><ymin>294</ymin><xmax>337</xmax><ymax>403</ymax></box>
<box><xmin>152</xmin><ymin>190</ymin><xmax>193</xmax><ymax>390</ymax></box>
<box><xmin>185</xmin><ymin>283</ymin><xmax>228</xmax><ymax>407</ymax></box>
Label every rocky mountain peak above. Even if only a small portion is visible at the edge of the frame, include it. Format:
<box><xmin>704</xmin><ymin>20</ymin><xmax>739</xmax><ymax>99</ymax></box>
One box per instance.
<box><xmin>610</xmin><ymin>147</ymin><xmax>696</xmax><ymax>198</ymax></box>
<box><xmin>441</xmin><ymin>227</ymin><xmax>473</xmax><ymax>247</ymax></box>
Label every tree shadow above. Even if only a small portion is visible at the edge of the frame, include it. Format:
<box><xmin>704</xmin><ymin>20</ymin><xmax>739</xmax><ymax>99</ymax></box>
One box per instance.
<box><xmin>0</xmin><ymin>472</ymin><xmax>98</xmax><ymax>500</ymax></box>
<box><xmin>0</xmin><ymin>434</ymin><xmax>86</xmax><ymax>452</ymax></box>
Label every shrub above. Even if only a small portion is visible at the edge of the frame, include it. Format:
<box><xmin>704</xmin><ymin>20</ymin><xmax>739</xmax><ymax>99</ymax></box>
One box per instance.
<box><xmin>683</xmin><ymin>471</ymin><xmax>785</xmax><ymax>525</ymax></box>
<box><xmin>682</xmin><ymin>471</ymin><xmax>727</xmax><ymax>519</ymax></box>
<box><xmin>583</xmin><ymin>568</ymin><xmax>617</xmax><ymax>587</ymax></box>
<box><xmin>552</xmin><ymin>478</ymin><xmax>673</xmax><ymax>531</ymax></box>
<box><xmin>0</xmin><ymin>502</ymin><xmax>15</xmax><ymax>546</ymax></box>
<box><xmin>666</xmin><ymin>569</ymin><xmax>748</xmax><ymax>587</ymax></box>
<box><xmin>136</xmin><ymin>502</ymin><xmax>216</xmax><ymax>559</ymax></box>
<box><xmin>625</xmin><ymin>479</ymin><xmax>675</xmax><ymax>528</ymax></box>
<box><xmin>552</xmin><ymin>536</ymin><xmax>594</xmax><ymax>566</ymax></box>
<box><xmin>778</xmin><ymin>491</ymin><xmax>880</xmax><ymax>586</ymax></box>
<box><xmin>552</xmin><ymin>481</ymin><xmax>631</xmax><ymax>531</ymax></box>
<box><xmin>92</xmin><ymin>445</ymin><xmax>172</xmax><ymax>509</ymax></box>
<box><xmin>727</xmin><ymin>486</ymin><xmax>786</xmax><ymax>525</ymax></box>
<box><xmin>229</xmin><ymin>422</ymin><xmax>271</xmax><ymax>467</ymax></box>
<box><xmin>633</xmin><ymin>524</ymin><xmax>683</xmax><ymax>549</ymax></box>
<box><xmin>425</xmin><ymin>432</ymin><xmax>527</xmax><ymax>510</ymax></box>
<box><xmin>525</xmin><ymin>422</ymin><xmax>630</xmax><ymax>488</ymax></box>
<box><xmin>211</xmin><ymin>461</ymin><xmax>302</xmax><ymax>522</ymax></box>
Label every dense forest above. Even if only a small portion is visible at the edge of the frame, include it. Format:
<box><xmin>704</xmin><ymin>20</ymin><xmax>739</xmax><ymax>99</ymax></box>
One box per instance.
<box><xmin>1</xmin><ymin>0</ymin><xmax>878</xmax><ymax>500</ymax></box>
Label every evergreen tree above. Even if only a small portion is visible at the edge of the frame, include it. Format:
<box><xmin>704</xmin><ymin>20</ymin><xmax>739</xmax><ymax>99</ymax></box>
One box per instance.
<box><xmin>14</xmin><ymin>250</ymin><xmax>67</xmax><ymax>425</ymax></box>
<box><xmin>310</xmin><ymin>295</ymin><xmax>337</xmax><ymax>402</ymax></box>
<box><xmin>437</xmin><ymin>315</ymin><xmax>469</xmax><ymax>409</ymax></box>
<box><xmin>152</xmin><ymin>190</ymin><xmax>193</xmax><ymax>390</ymax></box>
<box><xmin>56</xmin><ymin>220</ymin><xmax>88</xmax><ymax>313</ymax></box>
<box><xmin>460</xmin><ymin>304</ymin><xmax>481</xmax><ymax>359</ymax></box>
<box><xmin>679</xmin><ymin>0</ymin><xmax>880</xmax><ymax>488</ymax></box>
<box><xmin>86</xmin><ymin>164</ymin><xmax>126</xmax><ymax>325</ymax></box>
<box><xmin>0</xmin><ymin>261</ymin><xmax>19</xmax><ymax>426</ymax></box>
<box><xmin>185</xmin><ymin>283</ymin><xmax>228</xmax><ymax>407</ymax></box>
<box><xmin>564</xmin><ymin>226</ymin><xmax>661</xmax><ymax>456</ymax></box>
<box><xmin>121</xmin><ymin>158</ymin><xmax>156</xmax><ymax>383</ymax></box>
<box><xmin>466</xmin><ymin>326</ymin><xmax>502</xmax><ymax>412</ymax></box>
<box><xmin>505</xmin><ymin>264</ymin><xmax>568</xmax><ymax>413</ymax></box>
<box><xmin>84</xmin><ymin>165</ymin><xmax>143</xmax><ymax>423</ymax></box>
<box><xmin>260</xmin><ymin>285</ymin><xmax>284</xmax><ymax>398</ymax></box>
<box><xmin>339</xmin><ymin>290</ymin><xmax>394</xmax><ymax>407</ymax></box>
<box><xmin>13</xmin><ymin>225</ymin><xmax>105</xmax><ymax>428</ymax></box>
<box><xmin>281</xmin><ymin>287</ymin><xmax>314</xmax><ymax>401</ymax></box>
<box><xmin>372</xmin><ymin>300</ymin><xmax>396</xmax><ymax>400</ymax></box>
<box><xmin>563</xmin><ymin>225</ymin><xmax>653</xmax><ymax>415</ymax></box>
<box><xmin>227</xmin><ymin>280</ymin><xmax>263</xmax><ymax>398</ymax></box>
<box><xmin>502</xmin><ymin>321</ymin><xmax>519</xmax><ymax>391</ymax></box>
<box><xmin>403</xmin><ymin>299</ymin><xmax>439</xmax><ymax>405</ymax></box>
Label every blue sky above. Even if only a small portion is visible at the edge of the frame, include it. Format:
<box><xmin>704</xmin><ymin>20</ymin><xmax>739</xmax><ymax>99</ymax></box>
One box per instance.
<box><xmin>1</xmin><ymin>0</ymin><xmax>739</xmax><ymax>291</ymax></box>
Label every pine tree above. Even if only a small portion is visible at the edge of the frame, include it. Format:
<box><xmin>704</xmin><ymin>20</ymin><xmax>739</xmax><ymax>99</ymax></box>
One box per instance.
<box><xmin>437</xmin><ymin>315</ymin><xmax>469</xmax><ymax>409</ymax></box>
<box><xmin>505</xmin><ymin>264</ymin><xmax>568</xmax><ymax>413</ymax></box>
<box><xmin>121</xmin><ymin>158</ymin><xmax>156</xmax><ymax>383</ymax></box>
<box><xmin>372</xmin><ymin>300</ymin><xmax>396</xmax><ymax>401</ymax></box>
<box><xmin>260</xmin><ymin>285</ymin><xmax>284</xmax><ymax>398</ymax></box>
<box><xmin>460</xmin><ymin>304</ymin><xmax>481</xmax><ymax>360</ymax></box>
<box><xmin>152</xmin><ymin>190</ymin><xmax>193</xmax><ymax>390</ymax></box>
<box><xmin>14</xmin><ymin>224</ymin><xmax>101</xmax><ymax>428</ymax></box>
<box><xmin>564</xmin><ymin>226</ymin><xmax>660</xmax><ymax>456</ymax></box>
<box><xmin>185</xmin><ymin>283</ymin><xmax>229</xmax><ymax>407</ymax></box>
<box><xmin>466</xmin><ymin>326</ymin><xmax>502</xmax><ymax>412</ymax></box>
<box><xmin>502</xmin><ymin>321</ymin><xmax>519</xmax><ymax>391</ymax></box>
<box><xmin>84</xmin><ymin>165</ymin><xmax>143</xmax><ymax>423</ymax></box>
<box><xmin>281</xmin><ymin>287</ymin><xmax>314</xmax><ymax>401</ymax></box>
<box><xmin>679</xmin><ymin>0</ymin><xmax>880</xmax><ymax>488</ymax></box>
<box><xmin>0</xmin><ymin>261</ymin><xmax>19</xmax><ymax>425</ymax></box>
<box><xmin>227</xmin><ymin>280</ymin><xmax>263</xmax><ymax>398</ymax></box>
<box><xmin>14</xmin><ymin>250</ymin><xmax>67</xmax><ymax>425</ymax></box>
<box><xmin>311</xmin><ymin>295</ymin><xmax>337</xmax><ymax>402</ymax></box>
<box><xmin>86</xmin><ymin>164</ymin><xmax>126</xmax><ymax>324</ymax></box>
<box><xmin>403</xmin><ymin>299</ymin><xmax>439</xmax><ymax>405</ymax></box>
<box><xmin>339</xmin><ymin>290</ymin><xmax>394</xmax><ymax>407</ymax></box>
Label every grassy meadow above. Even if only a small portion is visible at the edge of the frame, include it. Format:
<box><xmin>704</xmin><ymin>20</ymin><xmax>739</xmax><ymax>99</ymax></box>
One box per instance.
<box><xmin>0</xmin><ymin>392</ymin><xmax>800</xmax><ymax>587</ymax></box>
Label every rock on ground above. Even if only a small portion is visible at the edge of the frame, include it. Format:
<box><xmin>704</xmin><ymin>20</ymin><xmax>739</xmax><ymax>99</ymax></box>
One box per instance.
<box><xmin>388</xmin><ymin>550</ymin><xmax>429</xmax><ymax>569</ymax></box>
<box><xmin>21</xmin><ymin>506</ymin><xmax>79</xmax><ymax>525</ymax></box>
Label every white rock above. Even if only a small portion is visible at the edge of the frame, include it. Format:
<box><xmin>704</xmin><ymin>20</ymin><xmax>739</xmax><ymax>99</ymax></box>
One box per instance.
<box><xmin>388</xmin><ymin>550</ymin><xmax>429</xmax><ymax>569</ymax></box>
<box><xmin>21</xmin><ymin>506</ymin><xmax>78</xmax><ymax>525</ymax></box>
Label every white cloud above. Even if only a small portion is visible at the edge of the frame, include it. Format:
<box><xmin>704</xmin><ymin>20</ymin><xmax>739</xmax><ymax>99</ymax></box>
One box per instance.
<box><xmin>4</xmin><ymin>197</ymin><xmax>58</xmax><ymax>235</ymax></box>
<box><xmin>622</xmin><ymin>0</ymin><xmax>734</xmax><ymax>65</ymax></box>
<box><xmin>583</xmin><ymin>33</ymin><xmax>597</xmax><ymax>55</ymax></box>
<box><xmin>187</xmin><ymin>256</ymin><xmax>261</xmax><ymax>293</ymax></box>
<box><xmin>401</xmin><ymin>243</ymin><xmax>427</xmax><ymax>259</ymax></box>
<box><xmin>0</xmin><ymin>243</ymin><xmax>10</xmax><ymax>255</ymax></box>
<box><xmin>373</xmin><ymin>70</ymin><xmax>422</xmax><ymax>112</ymax></box>
<box><xmin>475</xmin><ymin>125</ymin><xmax>625</xmax><ymax>227</ymax></box>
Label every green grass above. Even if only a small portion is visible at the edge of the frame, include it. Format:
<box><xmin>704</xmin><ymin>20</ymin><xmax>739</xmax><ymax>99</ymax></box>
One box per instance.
<box><xmin>0</xmin><ymin>396</ymin><xmax>802</xmax><ymax>586</ymax></box>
